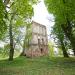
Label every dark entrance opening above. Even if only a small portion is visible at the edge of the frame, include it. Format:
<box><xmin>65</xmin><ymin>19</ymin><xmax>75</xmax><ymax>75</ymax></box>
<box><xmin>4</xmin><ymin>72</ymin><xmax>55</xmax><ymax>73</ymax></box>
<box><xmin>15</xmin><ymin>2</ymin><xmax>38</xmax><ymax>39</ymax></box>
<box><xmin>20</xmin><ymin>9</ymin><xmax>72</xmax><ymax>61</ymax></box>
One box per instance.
<box><xmin>40</xmin><ymin>48</ymin><xmax>43</xmax><ymax>53</ymax></box>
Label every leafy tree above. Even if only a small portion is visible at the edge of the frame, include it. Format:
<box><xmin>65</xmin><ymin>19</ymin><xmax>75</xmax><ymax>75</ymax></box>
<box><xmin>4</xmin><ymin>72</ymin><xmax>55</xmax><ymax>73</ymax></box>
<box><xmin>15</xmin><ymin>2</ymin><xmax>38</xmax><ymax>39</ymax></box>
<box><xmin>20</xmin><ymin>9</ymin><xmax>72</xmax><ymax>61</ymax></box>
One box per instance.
<box><xmin>2</xmin><ymin>0</ymin><xmax>38</xmax><ymax>61</ymax></box>
<box><xmin>21</xmin><ymin>22</ymin><xmax>32</xmax><ymax>56</ymax></box>
<box><xmin>44</xmin><ymin>0</ymin><xmax>75</xmax><ymax>55</ymax></box>
<box><xmin>51</xmin><ymin>22</ymin><xmax>69</xmax><ymax>57</ymax></box>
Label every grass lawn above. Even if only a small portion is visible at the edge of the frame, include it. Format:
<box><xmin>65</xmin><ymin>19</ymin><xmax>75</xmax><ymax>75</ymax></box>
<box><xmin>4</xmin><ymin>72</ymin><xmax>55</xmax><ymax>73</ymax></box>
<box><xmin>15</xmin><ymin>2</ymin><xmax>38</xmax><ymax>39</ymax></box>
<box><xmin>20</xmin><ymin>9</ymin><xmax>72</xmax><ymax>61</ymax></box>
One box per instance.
<box><xmin>0</xmin><ymin>56</ymin><xmax>75</xmax><ymax>75</ymax></box>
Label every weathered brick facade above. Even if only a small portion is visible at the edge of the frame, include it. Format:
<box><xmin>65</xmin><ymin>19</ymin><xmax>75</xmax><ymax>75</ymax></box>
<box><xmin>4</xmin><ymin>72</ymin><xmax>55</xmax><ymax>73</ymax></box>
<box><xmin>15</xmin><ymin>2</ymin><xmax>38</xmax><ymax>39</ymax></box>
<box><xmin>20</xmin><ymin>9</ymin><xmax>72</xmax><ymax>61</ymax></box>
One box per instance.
<box><xmin>25</xmin><ymin>21</ymin><xmax>48</xmax><ymax>57</ymax></box>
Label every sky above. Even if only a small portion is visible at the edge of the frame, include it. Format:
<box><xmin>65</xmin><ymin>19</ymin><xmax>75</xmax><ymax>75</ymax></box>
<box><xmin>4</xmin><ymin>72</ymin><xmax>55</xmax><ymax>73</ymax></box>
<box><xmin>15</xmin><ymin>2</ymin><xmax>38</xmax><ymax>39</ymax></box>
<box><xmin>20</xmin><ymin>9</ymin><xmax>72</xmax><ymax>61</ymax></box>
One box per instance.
<box><xmin>33</xmin><ymin>0</ymin><xmax>57</xmax><ymax>51</ymax></box>
<box><xmin>33</xmin><ymin>0</ymin><xmax>55</xmax><ymax>36</ymax></box>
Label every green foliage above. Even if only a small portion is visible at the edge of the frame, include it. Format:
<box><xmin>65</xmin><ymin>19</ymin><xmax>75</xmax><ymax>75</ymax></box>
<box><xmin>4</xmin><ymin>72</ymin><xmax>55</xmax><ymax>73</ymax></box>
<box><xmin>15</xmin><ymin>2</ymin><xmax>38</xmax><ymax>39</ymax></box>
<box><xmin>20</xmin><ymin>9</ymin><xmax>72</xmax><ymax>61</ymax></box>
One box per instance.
<box><xmin>11</xmin><ymin>0</ymin><xmax>33</xmax><ymax>17</ymax></box>
<box><xmin>51</xmin><ymin>23</ymin><xmax>64</xmax><ymax>43</ymax></box>
<box><xmin>23</xmin><ymin>22</ymin><xmax>32</xmax><ymax>48</ymax></box>
<box><xmin>0</xmin><ymin>44</ymin><xmax>10</xmax><ymax>57</ymax></box>
<box><xmin>0</xmin><ymin>0</ymin><xmax>38</xmax><ymax>60</ymax></box>
<box><xmin>58</xmin><ymin>47</ymin><xmax>63</xmax><ymax>56</ymax></box>
<box><xmin>0</xmin><ymin>47</ymin><xmax>3</xmax><ymax>53</ymax></box>
<box><xmin>44</xmin><ymin>0</ymin><xmax>74</xmax><ymax>52</ymax></box>
<box><xmin>0</xmin><ymin>0</ymin><xmax>7</xmax><ymax>39</ymax></box>
<box><xmin>44</xmin><ymin>0</ymin><xmax>75</xmax><ymax>24</ymax></box>
<box><xmin>48</xmin><ymin>41</ymin><xmax>54</xmax><ymax>57</ymax></box>
<box><xmin>8</xmin><ymin>0</ymin><xmax>38</xmax><ymax>42</ymax></box>
<box><xmin>51</xmin><ymin>21</ymin><xmax>70</xmax><ymax>57</ymax></box>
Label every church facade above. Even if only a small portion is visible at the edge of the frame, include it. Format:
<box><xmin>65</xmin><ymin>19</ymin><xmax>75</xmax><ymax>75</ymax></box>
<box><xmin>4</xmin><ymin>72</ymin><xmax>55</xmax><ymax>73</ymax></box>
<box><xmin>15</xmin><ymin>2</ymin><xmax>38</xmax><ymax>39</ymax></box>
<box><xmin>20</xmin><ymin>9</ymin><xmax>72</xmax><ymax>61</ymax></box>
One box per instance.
<box><xmin>25</xmin><ymin>21</ymin><xmax>48</xmax><ymax>57</ymax></box>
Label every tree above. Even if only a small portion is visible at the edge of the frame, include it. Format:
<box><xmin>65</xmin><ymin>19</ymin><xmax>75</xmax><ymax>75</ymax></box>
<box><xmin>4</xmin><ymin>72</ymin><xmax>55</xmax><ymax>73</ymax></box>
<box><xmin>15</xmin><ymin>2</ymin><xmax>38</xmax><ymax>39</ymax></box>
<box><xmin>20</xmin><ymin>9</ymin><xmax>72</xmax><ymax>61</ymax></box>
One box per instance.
<box><xmin>21</xmin><ymin>22</ymin><xmax>32</xmax><ymax>56</ymax></box>
<box><xmin>51</xmin><ymin>22</ymin><xmax>69</xmax><ymax>57</ymax></box>
<box><xmin>44</xmin><ymin>0</ymin><xmax>75</xmax><ymax>55</ymax></box>
<box><xmin>2</xmin><ymin>0</ymin><xmax>38</xmax><ymax>61</ymax></box>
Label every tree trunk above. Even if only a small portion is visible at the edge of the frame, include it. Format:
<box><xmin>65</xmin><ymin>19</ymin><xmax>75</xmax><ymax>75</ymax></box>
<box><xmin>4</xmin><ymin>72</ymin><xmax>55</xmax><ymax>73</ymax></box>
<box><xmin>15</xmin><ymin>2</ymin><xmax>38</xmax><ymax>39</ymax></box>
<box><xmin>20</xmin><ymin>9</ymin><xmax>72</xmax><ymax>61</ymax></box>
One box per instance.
<box><xmin>62</xmin><ymin>0</ymin><xmax>75</xmax><ymax>56</ymax></box>
<box><xmin>60</xmin><ymin>41</ymin><xmax>69</xmax><ymax>57</ymax></box>
<box><xmin>20</xmin><ymin>37</ymin><xmax>26</xmax><ymax>56</ymax></box>
<box><xmin>62</xmin><ymin>26</ymin><xmax>75</xmax><ymax>56</ymax></box>
<box><xmin>9</xmin><ymin>17</ymin><xmax>14</xmax><ymax>61</ymax></box>
<box><xmin>61</xmin><ymin>18</ymin><xmax>75</xmax><ymax>56</ymax></box>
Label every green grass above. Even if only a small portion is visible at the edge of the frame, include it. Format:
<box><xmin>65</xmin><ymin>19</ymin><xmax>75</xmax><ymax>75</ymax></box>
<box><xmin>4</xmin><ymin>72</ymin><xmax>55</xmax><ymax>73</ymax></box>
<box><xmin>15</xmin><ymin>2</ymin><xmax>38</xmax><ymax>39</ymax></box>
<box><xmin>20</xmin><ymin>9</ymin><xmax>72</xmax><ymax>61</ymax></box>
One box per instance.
<box><xmin>0</xmin><ymin>56</ymin><xmax>75</xmax><ymax>75</ymax></box>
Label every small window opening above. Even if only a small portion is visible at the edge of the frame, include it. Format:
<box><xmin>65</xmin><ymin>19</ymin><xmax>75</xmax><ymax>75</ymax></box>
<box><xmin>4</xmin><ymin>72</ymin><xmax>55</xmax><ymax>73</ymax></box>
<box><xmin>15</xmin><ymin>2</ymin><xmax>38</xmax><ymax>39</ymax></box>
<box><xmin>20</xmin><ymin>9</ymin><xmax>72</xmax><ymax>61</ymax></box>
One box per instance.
<box><xmin>38</xmin><ymin>39</ymin><xmax>40</xmax><ymax>44</ymax></box>
<box><xmin>42</xmin><ymin>38</ymin><xmax>44</xmax><ymax>44</ymax></box>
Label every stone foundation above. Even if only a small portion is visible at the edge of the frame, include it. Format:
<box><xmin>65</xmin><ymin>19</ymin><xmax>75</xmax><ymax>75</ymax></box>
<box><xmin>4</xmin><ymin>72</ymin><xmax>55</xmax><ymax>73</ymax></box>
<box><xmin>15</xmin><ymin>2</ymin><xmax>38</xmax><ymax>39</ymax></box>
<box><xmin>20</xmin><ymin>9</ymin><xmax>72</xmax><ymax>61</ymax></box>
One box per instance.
<box><xmin>25</xmin><ymin>45</ymin><xmax>48</xmax><ymax>58</ymax></box>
